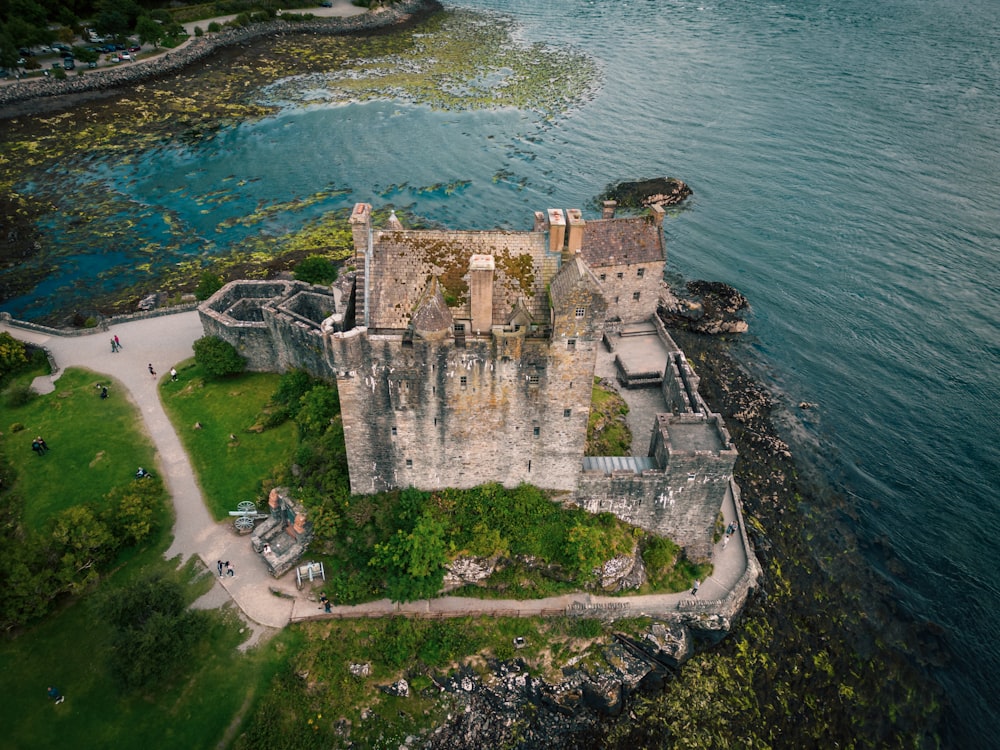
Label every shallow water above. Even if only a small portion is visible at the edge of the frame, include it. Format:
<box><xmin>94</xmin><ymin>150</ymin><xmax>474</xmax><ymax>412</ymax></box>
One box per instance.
<box><xmin>3</xmin><ymin>0</ymin><xmax>999</xmax><ymax>742</ymax></box>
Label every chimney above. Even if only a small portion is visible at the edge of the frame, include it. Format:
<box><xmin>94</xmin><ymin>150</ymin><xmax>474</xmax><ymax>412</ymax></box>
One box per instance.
<box><xmin>650</xmin><ymin>203</ymin><xmax>665</xmax><ymax>228</ymax></box>
<box><xmin>533</xmin><ymin>211</ymin><xmax>547</xmax><ymax>232</ymax></box>
<box><xmin>547</xmin><ymin>208</ymin><xmax>566</xmax><ymax>254</ymax></box>
<box><xmin>349</xmin><ymin>203</ymin><xmax>372</xmax><ymax>262</ymax></box>
<box><xmin>602</xmin><ymin>200</ymin><xmax>617</xmax><ymax>220</ymax></box>
<box><xmin>469</xmin><ymin>254</ymin><xmax>495</xmax><ymax>336</ymax></box>
<box><xmin>566</xmin><ymin>209</ymin><xmax>585</xmax><ymax>258</ymax></box>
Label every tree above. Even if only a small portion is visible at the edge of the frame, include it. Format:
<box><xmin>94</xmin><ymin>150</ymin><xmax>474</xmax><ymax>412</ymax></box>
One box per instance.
<box><xmin>371</xmin><ymin>511</ymin><xmax>447</xmax><ymax>602</ymax></box>
<box><xmin>294</xmin><ymin>255</ymin><xmax>338</xmax><ymax>285</ymax></box>
<box><xmin>93</xmin><ymin>0</ymin><xmax>142</xmax><ymax>38</ymax></box>
<box><xmin>194</xmin><ymin>270</ymin><xmax>222</xmax><ymax>300</ymax></box>
<box><xmin>0</xmin><ymin>331</ymin><xmax>27</xmax><ymax>379</ymax></box>
<box><xmin>134</xmin><ymin>15</ymin><xmax>161</xmax><ymax>48</ymax></box>
<box><xmin>193</xmin><ymin>335</ymin><xmax>245</xmax><ymax>378</ymax></box>
<box><xmin>97</xmin><ymin>574</ymin><xmax>203</xmax><ymax>690</ymax></box>
<box><xmin>50</xmin><ymin>505</ymin><xmax>114</xmax><ymax>593</ymax></box>
<box><xmin>294</xmin><ymin>384</ymin><xmax>340</xmax><ymax>438</ymax></box>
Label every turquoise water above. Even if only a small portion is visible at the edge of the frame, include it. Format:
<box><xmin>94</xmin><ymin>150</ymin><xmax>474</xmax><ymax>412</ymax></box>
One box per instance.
<box><xmin>5</xmin><ymin>0</ymin><xmax>1000</xmax><ymax>741</ymax></box>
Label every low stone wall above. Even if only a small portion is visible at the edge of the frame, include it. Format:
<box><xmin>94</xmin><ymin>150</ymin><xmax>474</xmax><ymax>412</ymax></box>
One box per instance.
<box><xmin>0</xmin><ymin>0</ymin><xmax>441</xmax><ymax>110</ymax></box>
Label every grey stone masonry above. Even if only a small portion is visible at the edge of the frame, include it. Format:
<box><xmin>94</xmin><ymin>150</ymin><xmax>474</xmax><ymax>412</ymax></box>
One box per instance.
<box><xmin>197</xmin><ymin>202</ymin><xmax>738</xmax><ymax>560</ymax></box>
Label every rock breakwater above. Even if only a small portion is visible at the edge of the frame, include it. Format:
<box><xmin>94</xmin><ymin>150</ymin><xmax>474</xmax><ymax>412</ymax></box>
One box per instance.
<box><xmin>0</xmin><ymin>0</ymin><xmax>441</xmax><ymax>115</ymax></box>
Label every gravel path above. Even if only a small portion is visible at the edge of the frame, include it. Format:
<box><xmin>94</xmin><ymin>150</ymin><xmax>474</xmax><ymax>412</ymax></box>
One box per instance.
<box><xmin>1</xmin><ymin>309</ymin><xmax>758</xmax><ymax>645</ymax></box>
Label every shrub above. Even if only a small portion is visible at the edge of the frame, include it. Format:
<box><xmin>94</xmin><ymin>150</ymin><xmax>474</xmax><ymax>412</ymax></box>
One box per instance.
<box><xmin>194</xmin><ymin>271</ymin><xmax>223</xmax><ymax>300</ymax></box>
<box><xmin>208</xmin><ymin>21</ymin><xmax>222</xmax><ymax>32</ymax></box>
<box><xmin>193</xmin><ymin>336</ymin><xmax>246</xmax><ymax>378</ymax></box>
<box><xmin>194</xmin><ymin>25</ymin><xmax>204</xmax><ymax>36</ymax></box>
<box><xmin>0</xmin><ymin>332</ymin><xmax>28</xmax><ymax>378</ymax></box>
<box><xmin>294</xmin><ymin>255</ymin><xmax>338</xmax><ymax>285</ymax></box>
<box><xmin>3</xmin><ymin>383</ymin><xmax>36</xmax><ymax>408</ymax></box>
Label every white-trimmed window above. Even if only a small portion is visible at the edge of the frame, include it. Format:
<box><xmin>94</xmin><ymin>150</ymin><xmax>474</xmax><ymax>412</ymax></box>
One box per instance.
<box><xmin>575</xmin><ymin>307</ymin><xmax>586</xmax><ymax>318</ymax></box>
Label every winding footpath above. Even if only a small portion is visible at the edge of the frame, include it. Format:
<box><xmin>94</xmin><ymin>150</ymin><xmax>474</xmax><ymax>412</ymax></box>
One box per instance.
<box><xmin>0</xmin><ymin>310</ymin><xmax>758</xmax><ymax>647</ymax></box>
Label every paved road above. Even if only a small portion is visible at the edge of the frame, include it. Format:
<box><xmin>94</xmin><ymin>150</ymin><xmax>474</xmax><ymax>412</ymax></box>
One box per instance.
<box><xmin>1</xmin><ymin>311</ymin><xmax>757</xmax><ymax>645</ymax></box>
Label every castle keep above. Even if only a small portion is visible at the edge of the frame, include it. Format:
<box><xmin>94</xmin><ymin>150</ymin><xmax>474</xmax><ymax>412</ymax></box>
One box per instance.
<box><xmin>200</xmin><ymin>203</ymin><xmax>737</xmax><ymax>560</ymax></box>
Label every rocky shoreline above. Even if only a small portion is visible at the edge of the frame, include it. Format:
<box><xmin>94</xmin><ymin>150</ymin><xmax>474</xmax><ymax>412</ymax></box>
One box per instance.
<box><xmin>0</xmin><ymin>0</ymin><xmax>442</xmax><ymax>116</ymax></box>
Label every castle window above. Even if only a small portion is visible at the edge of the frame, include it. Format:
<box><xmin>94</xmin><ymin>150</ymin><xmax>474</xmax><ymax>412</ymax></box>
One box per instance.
<box><xmin>434</xmin><ymin>417</ymin><xmax>438</xmax><ymax>426</ymax></box>
<box><xmin>599</xmin><ymin>273</ymin><xmax>606</xmax><ymax>281</ymax></box>
<box><xmin>533</xmin><ymin>426</ymin><xmax>540</xmax><ymax>437</ymax></box>
<box><xmin>564</xmin><ymin>408</ymin><xmax>572</xmax><ymax>418</ymax></box>
<box><xmin>528</xmin><ymin>375</ymin><xmax>540</xmax><ymax>387</ymax></box>
<box><xmin>633</xmin><ymin>291</ymin><xmax>641</xmax><ymax>301</ymax></box>
<box><xmin>406</xmin><ymin>459</ymin><xmax>413</xmax><ymax>467</ymax></box>
<box><xmin>567</xmin><ymin>339</ymin><xmax>576</xmax><ymax>350</ymax></box>
<box><xmin>637</xmin><ymin>268</ymin><xmax>645</xmax><ymax>278</ymax></box>
<box><xmin>460</xmin><ymin>376</ymin><xmax>467</xmax><ymax>388</ymax></box>
<box><xmin>575</xmin><ymin>307</ymin><xmax>586</xmax><ymax>318</ymax></box>
<box><xmin>614</xmin><ymin>297</ymin><xmax>619</xmax><ymax>304</ymax></box>
<box><xmin>391</xmin><ymin>427</ymin><xmax>397</xmax><ymax>436</ymax></box>
<box><xmin>616</xmin><ymin>272</ymin><xmax>624</xmax><ymax>279</ymax></box>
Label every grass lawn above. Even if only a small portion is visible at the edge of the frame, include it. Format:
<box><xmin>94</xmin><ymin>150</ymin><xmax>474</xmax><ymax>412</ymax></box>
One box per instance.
<box><xmin>0</xmin><ymin>551</ymin><xmax>296</xmax><ymax>750</ymax></box>
<box><xmin>160</xmin><ymin>361</ymin><xmax>297</xmax><ymax>520</ymax></box>
<box><xmin>0</xmin><ymin>367</ymin><xmax>159</xmax><ymax>531</ymax></box>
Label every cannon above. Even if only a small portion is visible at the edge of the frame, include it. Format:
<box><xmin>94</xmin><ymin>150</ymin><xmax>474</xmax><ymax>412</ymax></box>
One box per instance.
<box><xmin>228</xmin><ymin>500</ymin><xmax>269</xmax><ymax>532</ymax></box>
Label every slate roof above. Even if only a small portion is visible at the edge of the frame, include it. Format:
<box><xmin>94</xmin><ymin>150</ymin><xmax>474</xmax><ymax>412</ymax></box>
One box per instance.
<box><xmin>579</xmin><ymin>216</ymin><xmax>664</xmax><ymax>267</ymax></box>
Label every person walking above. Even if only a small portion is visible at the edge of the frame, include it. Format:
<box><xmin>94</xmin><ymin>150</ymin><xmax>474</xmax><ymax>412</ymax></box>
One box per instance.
<box><xmin>217</xmin><ymin>560</ymin><xmax>224</xmax><ymax>577</ymax></box>
<box><xmin>148</xmin><ymin>363</ymin><xmax>156</xmax><ymax>377</ymax></box>
<box><xmin>114</xmin><ymin>334</ymin><xmax>121</xmax><ymax>350</ymax></box>
<box><xmin>170</xmin><ymin>367</ymin><xmax>177</xmax><ymax>381</ymax></box>
<box><xmin>110</xmin><ymin>338</ymin><xmax>118</xmax><ymax>353</ymax></box>
<box><xmin>225</xmin><ymin>561</ymin><xmax>234</xmax><ymax>577</ymax></box>
<box><xmin>47</xmin><ymin>686</ymin><xmax>65</xmax><ymax>704</ymax></box>
<box><xmin>691</xmin><ymin>579</ymin><xmax>700</xmax><ymax>597</ymax></box>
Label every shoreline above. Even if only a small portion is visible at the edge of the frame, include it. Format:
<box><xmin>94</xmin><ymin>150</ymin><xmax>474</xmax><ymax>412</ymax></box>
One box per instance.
<box><xmin>0</xmin><ymin>0</ymin><xmax>443</xmax><ymax>117</ymax></box>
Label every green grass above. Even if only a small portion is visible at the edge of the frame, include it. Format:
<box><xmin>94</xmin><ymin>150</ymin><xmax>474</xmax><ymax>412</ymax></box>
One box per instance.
<box><xmin>0</xmin><ymin>552</ymin><xmax>296</xmax><ymax>750</ymax></box>
<box><xmin>0</xmin><ymin>368</ymin><xmax>159</xmax><ymax>532</ymax></box>
<box><xmin>159</xmin><ymin>361</ymin><xmax>297</xmax><ymax>519</ymax></box>
<box><xmin>586</xmin><ymin>378</ymin><xmax>631</xmax><ymax>456</ymax></box>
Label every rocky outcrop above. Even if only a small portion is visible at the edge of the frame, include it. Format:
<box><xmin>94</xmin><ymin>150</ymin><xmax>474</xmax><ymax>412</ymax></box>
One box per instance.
<box><xmin>422</xmin><ymin>620</ymin><xmax>696</xmax><ymax>748</ymax></box>
<box><xmin>597</xmin><ymin>177</ymin><xmax>693</xmax><ymax>209</ymax></box>
<box><xmin>658</xmin><ymin>280</ymin><xmax>750</xmax><ymax>335</ymax></box>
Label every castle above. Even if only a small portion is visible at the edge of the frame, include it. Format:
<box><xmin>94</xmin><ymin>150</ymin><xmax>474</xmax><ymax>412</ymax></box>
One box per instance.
<box><xmin>199</xmin><ymin>202</ymin><xmax>738</xmax><ymax>561</ymax></box>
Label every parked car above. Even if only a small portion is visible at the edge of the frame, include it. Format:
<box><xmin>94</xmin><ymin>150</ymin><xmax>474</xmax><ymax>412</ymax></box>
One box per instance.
<box><xmin>128</xmin><ymin>45</ymin><xmax>141</xmax><ymax>53</ymax></box>
<box><xmin>52</xmin><ymin>42</ymin><xmax>72</xmax><ymax>53</ymax></box>
<box><xmin>119</xmin><ymin>52</ymin><xmax>131</xmax><ymax>61</ymax></box>
<box><xmin>63</xmin><ymin>57</ymin><xmax>75</xmax><ymax>70</ymax></box>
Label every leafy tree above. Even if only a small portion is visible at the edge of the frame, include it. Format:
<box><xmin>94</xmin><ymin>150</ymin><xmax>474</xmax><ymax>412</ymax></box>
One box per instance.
<box><xmin>295</xmin><ymin>384</ymin><xmax>340</xmax><ymax>438</ymax></box>
<box><xmin>97</xmin><ymin>574</ymin><xmax>203</xmax><ymax>690</ymax></box>
<box><xmin>73</xmin><ymin>45</ymin><xmax>100</xmax><ymax>65</ymax></box>
<box><xmin>104</xmin><ymin>480</ymin><xmax>160</xmax><ymax>546</ymax></box>
<box><xmin>93</xmin><ymin>0</ymin><xmax>142</xmax><ymax>38</ymax></box>
<box><xmin>371</xmin><ymin>511</ymin><xmax>447</xmax><ymax>602</ymax></box>
<box><xmin>194</xmin><ymin>270</ymin><xmax>223</xmax><ymax>300</ymax></box>
<box><xmin>134</xmin><ymin>15</ymin><xmax>161</xmax><ymax>48</ymax></box>
<box><xmin>192</xmin><ymin>335</ymin><xmax>245</xmax><ymax>378</ymax></box>
<box><xmin>294</xmin><ymin>254</ymin><xmax>338</xmax><ymax>285</ymax></box>
<box><xmin>50</xmin><ymin>505</ymin><xmax>114</xmax><ymax>593</ymax></box>
<box><xmin>0</xmin><ymin>331</ymin><xmax>27</xmax><ymax>378</ymax></box>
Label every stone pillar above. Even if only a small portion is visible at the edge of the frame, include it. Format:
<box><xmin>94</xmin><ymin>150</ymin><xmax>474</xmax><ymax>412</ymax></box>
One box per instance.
<box><xmin>547</xmin><ymin>208</ymin><xmax>566</xmax><ymax>254</ymax></box>
<box><xmin>650</xmin><ymin>203</ymin><xmax>665</xmax><ymax>227</ymax></box>
<box><xmin>469</xmin><ymin>254</ymin><xmax>495</xmax><ymax>336</ymax></box>
<box><xmin>602</xmin><ymin>200</ymin><xmax>617</xmax><ymax>220</ymax></box>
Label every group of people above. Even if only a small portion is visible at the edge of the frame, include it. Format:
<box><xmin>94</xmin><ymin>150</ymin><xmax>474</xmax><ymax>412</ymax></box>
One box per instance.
<box><xmin>109</xmin><ymin>335</ymin><xmax>122</xmax><ymax>353</ymax></box>
<box><xmin>722</xmin><ymin>520</ymin><xmax>738</xmax><ymax>549</ymax></box>
<box><xmin>30</xmin><ymin>436</ymin><xmax>48</xmax><ymax>455</ymax></box>
<box><xmin>217</xmin><ymin>560</ymin><xmax>235</xmax><ymax>577</ymax></box>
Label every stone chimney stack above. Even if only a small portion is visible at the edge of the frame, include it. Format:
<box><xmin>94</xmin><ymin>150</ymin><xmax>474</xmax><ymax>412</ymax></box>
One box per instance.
<box><xmin>349</xmin><ymin>203</ymin><xmax>372</xmax><ymax>261</ymax></box>
<box><xmin>650</xmin><ymin>203</ymin><xmax>665</xmax><ymax>227</ymax></box>
<box><xmin>602</xmin><ymin>200</ymin><xmax>617</xmax><ymax>220</ymax></box>
<box><xmin>469</xmin><ymin>254</ymin><xmax>495</xmax><ymax>336</ymax></box>
<box><xmin>533</xmin><ymin>211</ymin><xmax>547</xmax><ymax>232</ymax></box>
<box><xmin>547</xmin><ymin>208</ymin><xmax>566</xmax><ymax>254</ymax></box>
<box><xmin>565</xmin><ymin>209</ymin><xmax>585</xmax><ymax>259</ymax></box>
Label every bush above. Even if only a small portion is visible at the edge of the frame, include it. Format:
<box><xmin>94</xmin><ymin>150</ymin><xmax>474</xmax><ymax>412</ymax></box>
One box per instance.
<box><xmin>3</xmin><ymin>383</ymin><xmax>36</xmax><ymax>408</ymax></box>
<box><xmin>208</xmin><ymin>21</ymin><xmax>222</xmax><ymax>32</ymax></box>
<box><xmin>194</xmin><ymin>271</ymin><xmax>223</xmax><ymax>300</ymax></box>
<box><xmin>294</xmin><ymin>255</ymin><xmax>338</xmax><ymax>285</ymax></box>
<box><xmin>193</xmin><ymin>336</ymin><xmax>245</xmax><ymax>378</ymax></box>
<box><xmin>96</xmin><ymin>574</ymin><xmax>204</xmax><ymax>690</ymax></box>
<box><xmin>194</xmin><ymin>25</ymin><xmax>204</xmax><ymax>36</ymax></box>
<box><xmin>0</xmin><ymin>332</ymin><xmax>28</xmax><ymax>379</ymax></box>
